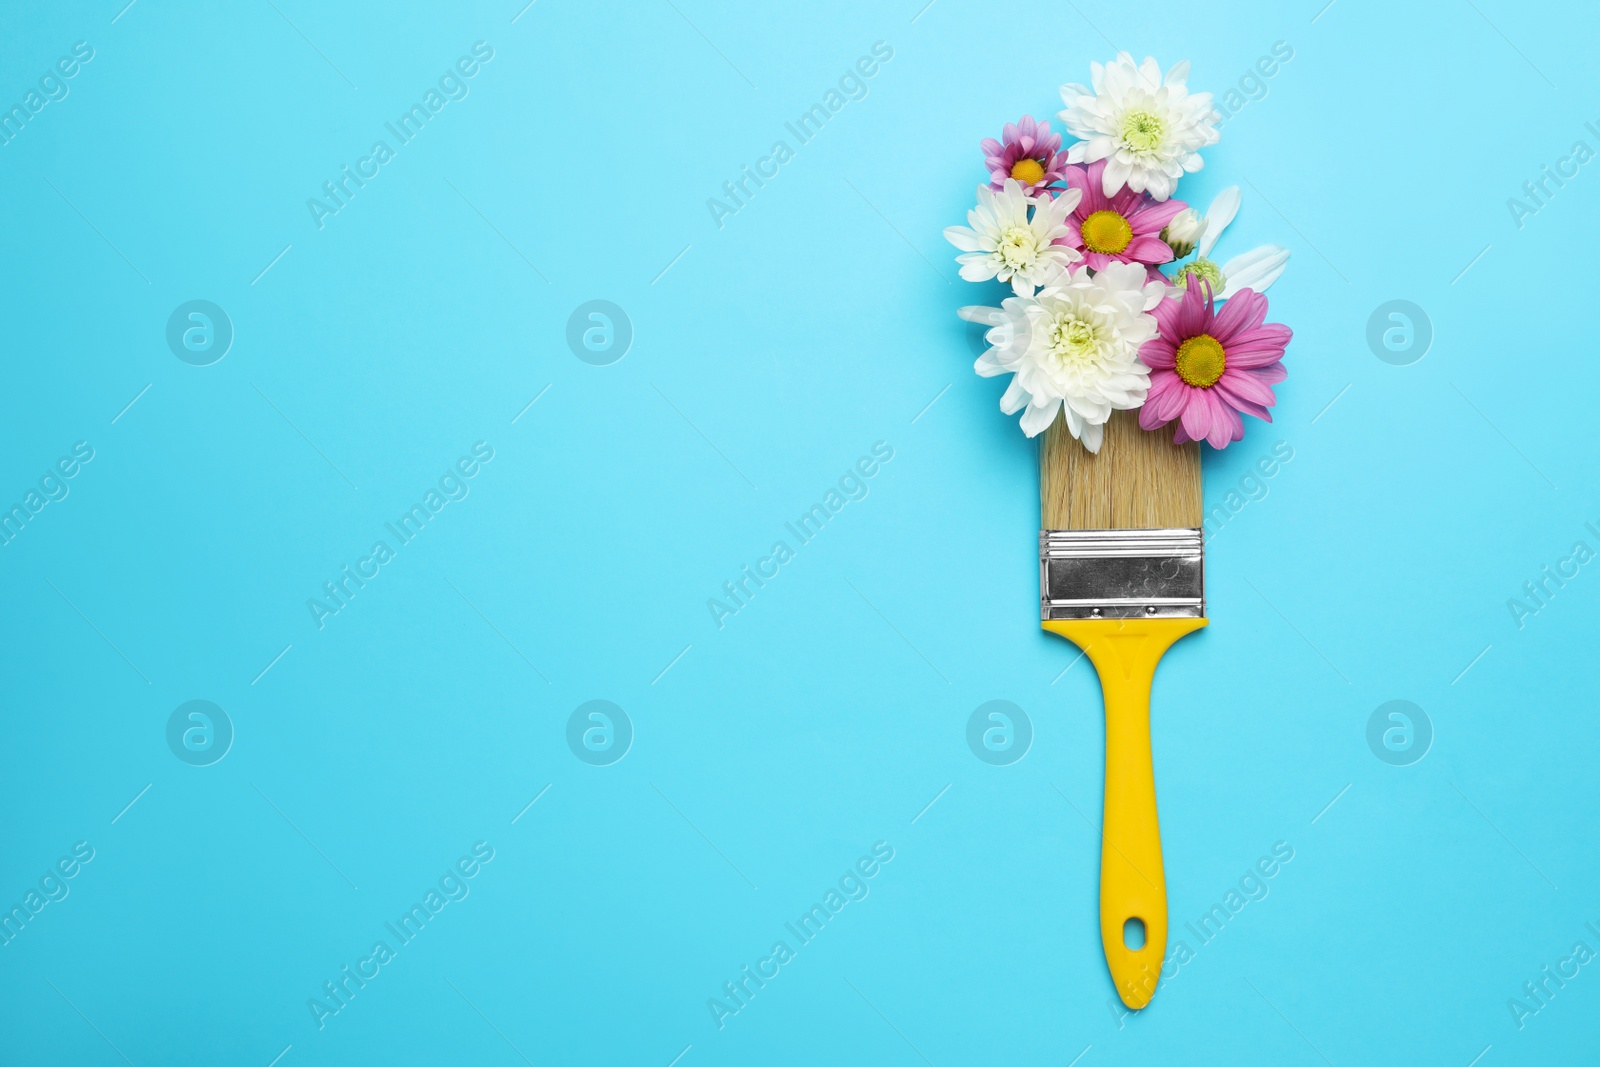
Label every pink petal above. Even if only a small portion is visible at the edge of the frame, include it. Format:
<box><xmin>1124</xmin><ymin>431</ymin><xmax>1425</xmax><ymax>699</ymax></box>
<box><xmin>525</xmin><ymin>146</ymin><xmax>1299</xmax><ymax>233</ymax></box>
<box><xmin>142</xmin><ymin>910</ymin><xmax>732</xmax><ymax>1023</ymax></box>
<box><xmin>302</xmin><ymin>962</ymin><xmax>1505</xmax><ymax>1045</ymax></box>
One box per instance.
<box><xmin>1145</xmin><ymin>375</ymin><xmax>1190</xmax><ymax>421</ymax></box>
<box><xmin>1209</xmin><ymin>289</ymin><xmax>1267</xmax><ymax>344</ymax></box>
<box><xmin>1124</xmin><ymin>235</ymin><xmax>1175</xmax><ymax>264</ymax></box>
<box><xmin>1211</xmin><ymin>388</ymin><xmax>1272</xmax><ymax>424</ymax></box>
<box><xmin>1222</xmin><ymin>340</ymin><xmax>1287</xmax><ymax>369</ymax></box>
<box><xmin>1106</xmin><ymin>186</ymin><xmax>1139</xmax><ymax>215</ymax></box>
<box><xmin>1215</xmin><ymin>368</ymin><xmax>1277</xmax><ymax>408</ymax></box>
<box><xmin>1234</xmin><ymin>399</ymin><xmax>1274</xmax><ymax>422</ymax></box>
<box><xmin>1140</xmin><ymin>338</ymin><xmax>1177</xmax><ymax>369</ymax></box>
<box><xmin>1244</xmin><ymin>362</ymin><xmax>1288</xmax><ymax>386</ymax></box>
<box><xmin>1140</xmin><ymin>381</ymin><xmax>1187</xmax><ymax>428</ymax></box>
<box><xmin>1075</xmin><ymin>161</ymin><xmax>1110</xmax><ymax>212</ymax></box>
<box><xmin>1152</xmin><ymin>291</ymin><xmax>1185</xmax><ymax>336</ymax></box>
<box><xmin>1145</xmin><ymin>369</ymin><xmax>1177</xmax><ymax>394</ymax></box>
<box><xmin>1175</xmin><ymin>277</ymin><xmax>1210</xmax><ymax>337</ymax></box>
<box><xmin>1203</xmin><ymin>391</ymin><xmax>1242</xmax><ymax>449</ymax></box>
<box><xmin>1179</xmin><ymin>388</ymin><xmax>1212</xmax><ymax>442</ymax></box>
<box><xmin>1232</xmin><ymin>322</ymin><xmax>1292</xmax><ymax>350</ymax></box>
<box><xmin>1128</xmin><ymin>198</ymin><xmax>1187</xmax><ymax>232</ymax></box>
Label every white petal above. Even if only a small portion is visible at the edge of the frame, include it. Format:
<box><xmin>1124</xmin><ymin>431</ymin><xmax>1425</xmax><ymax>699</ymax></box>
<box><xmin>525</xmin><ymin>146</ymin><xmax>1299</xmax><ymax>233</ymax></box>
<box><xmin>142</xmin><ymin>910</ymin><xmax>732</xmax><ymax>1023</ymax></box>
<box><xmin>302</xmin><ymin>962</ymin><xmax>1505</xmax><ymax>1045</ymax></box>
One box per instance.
<box><xmin>1199</xmin><ymin>186</ymin><xmax>1240</xmax><ymax>257</ymax></box>
<box><xmin>999</xmin><ymin>377</ymin><xmax>1029</xmax><ymax>414</ymax></box>
<box><xmin>1020</xmin><ymin>399</ymin><xmax>1060</xmax><ymax>437</ymax></box>
<box><xmin>944</xmin><ymin>225</ymin><xmax>983</xmax><ymax>252</ymax></box>
<box><xmin>957</xmin><ymin>304</ymin><xmax>1003</xmax><ymax>325</ymax></box>
<box><xmin>957</xmin><ymin>257</ymin><xmax>999</xmax><ymax>282</ymax></box>
<box><xmin>1102</xmin><ymin>157</ymin><xmax>1131</xmax><ymax>195</ymax></box>
<box><xmin>1079</xmin><ymin>420</ymin><xmax>1104</xmax><ymax>453</ymax></box>
<box><xmin>1065</xmin><ymin>394</ymin><xmax>1110</xmax><ymax>423</ymax></box>
<box><xmin>1094</xmin><ymin>260</ymin><xmax>1144</xmax><ymax>290</ymax></box>
<box><xmin>1219</xmin><ymin>244</ymin><xmax>1289</xmax><ymax>299</ymax></box>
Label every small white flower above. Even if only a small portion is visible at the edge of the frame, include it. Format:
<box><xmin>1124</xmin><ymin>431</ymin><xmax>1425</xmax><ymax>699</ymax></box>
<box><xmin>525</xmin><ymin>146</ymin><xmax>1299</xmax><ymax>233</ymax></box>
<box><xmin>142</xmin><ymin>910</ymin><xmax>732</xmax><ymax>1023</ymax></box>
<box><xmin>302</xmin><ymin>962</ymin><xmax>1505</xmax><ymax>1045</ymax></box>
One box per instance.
<box><xmin>1160</xmin><ymin>207</ymin><xmax>1206</xmax><ymax>259</ymax></box>
<box><xmin>945</xmin><ymin>179</ymin><xmax>1083</xmax><ymax>296</ymax></box>
<box><xmin>959</xmin><ymin>261</ymin><xmax>1164</xmax><ymax>449</ymax></box>
<box><xmin>1059</xmin><ymin>53</ymin><xmax>1220</xmax><ymax>201</ymax></box>
<box><xmin>1170</xmin><ymin>186</ymin><xmax>1289</xmax><ymax>299</ymax></box>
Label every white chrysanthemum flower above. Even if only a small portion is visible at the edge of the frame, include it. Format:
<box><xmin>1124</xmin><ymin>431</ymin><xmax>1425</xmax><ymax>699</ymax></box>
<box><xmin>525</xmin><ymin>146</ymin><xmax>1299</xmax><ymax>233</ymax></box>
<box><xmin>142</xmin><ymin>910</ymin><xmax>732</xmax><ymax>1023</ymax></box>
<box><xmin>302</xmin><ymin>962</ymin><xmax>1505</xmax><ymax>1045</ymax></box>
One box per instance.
<box><xmin>944</xmin><ymin>179</ymin><xmax>1083</xmax><ymax>296</ymax></box>
<box><xmin>959</xmin><ymin>261</ymin><xmax>1164</xmax><ymax>448</ymax></box>
<box><xmin>1170</xmin><ymin>186</ymin><xmax>1289</xmax><ymax>299</ymax></box>
<box><xmin>1058</xmin><ymin>53</ymin><xmax>1220</xmax><ymax>201</ymax></box>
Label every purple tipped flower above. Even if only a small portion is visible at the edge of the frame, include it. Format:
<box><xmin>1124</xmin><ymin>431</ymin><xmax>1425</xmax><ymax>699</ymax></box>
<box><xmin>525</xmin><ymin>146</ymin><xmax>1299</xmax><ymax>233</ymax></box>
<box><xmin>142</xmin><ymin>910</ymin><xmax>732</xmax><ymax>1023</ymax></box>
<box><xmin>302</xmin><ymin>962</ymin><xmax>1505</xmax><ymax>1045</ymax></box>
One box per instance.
<box><xmin>981</xmin><ymin>116</ymin><xmax>1069</xmax><ymax>197</ymax></box>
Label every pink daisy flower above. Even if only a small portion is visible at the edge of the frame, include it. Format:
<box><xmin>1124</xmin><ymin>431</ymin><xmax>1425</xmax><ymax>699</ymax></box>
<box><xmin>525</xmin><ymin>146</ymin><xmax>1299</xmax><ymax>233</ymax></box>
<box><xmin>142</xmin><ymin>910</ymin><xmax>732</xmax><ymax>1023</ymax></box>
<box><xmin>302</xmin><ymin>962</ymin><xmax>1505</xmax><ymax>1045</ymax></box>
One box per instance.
<box><xmin>1060</xmin><ymin>159</ymin><xmax>1188</xmax><ymax>276</ymax></box>
<box><xmin>981</xmin><ymin>116</ymin><xmax>1070</xmax><ymax>197</ymax></box>
<box><xmin>1137</xmin><ymin>277</ymin><xmax>1291</xmax><ymax>449</ymax></box>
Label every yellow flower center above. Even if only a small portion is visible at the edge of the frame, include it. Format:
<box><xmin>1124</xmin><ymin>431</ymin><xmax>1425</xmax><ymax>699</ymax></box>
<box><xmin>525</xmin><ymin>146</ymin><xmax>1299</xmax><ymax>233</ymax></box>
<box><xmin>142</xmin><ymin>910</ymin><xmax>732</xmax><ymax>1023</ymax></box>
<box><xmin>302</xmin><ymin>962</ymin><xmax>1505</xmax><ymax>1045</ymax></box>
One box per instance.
<box><xmin>1081</xmin><ymin>210</ymin><xmax>1133</xmax><ymax>255</ymax></box>
<box><xmin>1049</xmin><ymin>314</ymin><xmax>1099</xmax><ymax>363</ymax></box>
<box><xmin>1120</xmin><ymin>109</ymin><xmax>1166</xmax><ymax>152</ymax></box>
<box><xmin>1175</xmin><ymin>334</ymin><xmax>1227</xmax><ymax>388</ymax></box>
<box><xmin>996</xmin><ymin>226</ymin><xmax>1039</xmax><ymax>269</ymax></box>
<box><xmin>1010</xmin><ymin>157</ymin><xmax>1045</xmax><ymax>185</ymax></box>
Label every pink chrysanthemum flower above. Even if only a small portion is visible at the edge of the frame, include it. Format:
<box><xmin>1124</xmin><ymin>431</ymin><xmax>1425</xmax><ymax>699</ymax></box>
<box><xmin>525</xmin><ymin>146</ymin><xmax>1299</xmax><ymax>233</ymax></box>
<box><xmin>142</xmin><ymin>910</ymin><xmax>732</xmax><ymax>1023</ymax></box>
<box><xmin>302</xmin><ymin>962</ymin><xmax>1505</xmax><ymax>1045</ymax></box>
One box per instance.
<box><xmin>1060</xmin><ymin>159</ymin><xmax>1188</xmax><ymax>277</ymax></box>
<box><xmin>981</xmin><ymin>116</ymin><xmax>1070</xmax><ymax>197</ymax></box>
<box><xmin>1137</xmin><ymin>277</ymin><xmax>1291</xmax><ymax>449</ymax></box>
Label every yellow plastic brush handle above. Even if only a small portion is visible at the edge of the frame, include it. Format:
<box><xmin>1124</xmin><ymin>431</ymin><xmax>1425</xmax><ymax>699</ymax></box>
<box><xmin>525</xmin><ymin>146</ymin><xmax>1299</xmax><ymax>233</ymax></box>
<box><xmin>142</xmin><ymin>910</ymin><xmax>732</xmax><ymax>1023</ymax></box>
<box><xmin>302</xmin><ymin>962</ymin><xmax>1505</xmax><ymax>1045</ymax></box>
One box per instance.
<box><xmin>1043</xmin><ymin>616</ymin><xmax>1206</xmax><ymax>1010</ymax></box>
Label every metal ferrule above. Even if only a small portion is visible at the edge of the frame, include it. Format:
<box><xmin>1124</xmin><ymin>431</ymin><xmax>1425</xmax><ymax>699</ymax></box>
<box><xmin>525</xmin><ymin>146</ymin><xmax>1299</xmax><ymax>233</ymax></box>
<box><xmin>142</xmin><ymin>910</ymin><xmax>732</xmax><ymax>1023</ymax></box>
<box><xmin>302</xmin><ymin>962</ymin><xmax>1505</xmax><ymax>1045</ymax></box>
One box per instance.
<box><xmin>1040</xmin><ymin>529</ymin><xmax>1206</xmax><ymax>620</ymax></box>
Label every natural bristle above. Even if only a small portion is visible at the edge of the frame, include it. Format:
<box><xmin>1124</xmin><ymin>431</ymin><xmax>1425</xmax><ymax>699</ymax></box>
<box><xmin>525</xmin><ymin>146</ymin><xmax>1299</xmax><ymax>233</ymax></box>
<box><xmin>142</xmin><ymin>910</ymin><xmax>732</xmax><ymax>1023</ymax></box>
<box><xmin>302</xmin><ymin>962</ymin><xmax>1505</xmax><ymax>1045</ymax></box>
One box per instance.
<box><xmin>1040</xmin><ymin>411</ymin><xmax>1201</xmax><ymax>530</ymax></box>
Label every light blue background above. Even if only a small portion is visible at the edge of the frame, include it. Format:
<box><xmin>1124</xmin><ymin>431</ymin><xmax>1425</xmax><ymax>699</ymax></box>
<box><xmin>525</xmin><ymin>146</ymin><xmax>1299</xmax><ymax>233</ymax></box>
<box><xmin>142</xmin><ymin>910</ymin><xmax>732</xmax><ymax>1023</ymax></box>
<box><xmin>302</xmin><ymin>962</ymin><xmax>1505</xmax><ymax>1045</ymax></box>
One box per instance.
<box><xmin>2</xmin><ymin>0</ymin><xmax>1596</xmax><ymax>1064</ymax></box>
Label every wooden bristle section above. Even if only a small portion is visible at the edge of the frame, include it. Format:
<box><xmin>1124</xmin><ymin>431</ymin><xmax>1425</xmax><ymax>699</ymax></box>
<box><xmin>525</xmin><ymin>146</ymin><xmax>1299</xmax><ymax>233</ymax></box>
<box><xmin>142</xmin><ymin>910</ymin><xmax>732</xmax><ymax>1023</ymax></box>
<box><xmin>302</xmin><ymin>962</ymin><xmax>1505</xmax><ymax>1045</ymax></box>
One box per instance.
<box><xmin>1040</xmin><ymin>410</ymin><xmax>1201</xmax><ymax>530</ymax></box>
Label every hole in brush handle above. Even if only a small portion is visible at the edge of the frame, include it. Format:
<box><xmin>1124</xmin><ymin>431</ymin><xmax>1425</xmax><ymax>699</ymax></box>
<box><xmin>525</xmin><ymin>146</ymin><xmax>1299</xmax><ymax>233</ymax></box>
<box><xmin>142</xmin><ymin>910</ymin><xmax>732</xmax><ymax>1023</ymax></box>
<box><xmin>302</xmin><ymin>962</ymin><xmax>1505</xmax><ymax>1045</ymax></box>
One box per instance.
<box><xmin>1122</xmin><ymin>916</ymin><xmax>1146</xmax><ymax>950</ymax></box>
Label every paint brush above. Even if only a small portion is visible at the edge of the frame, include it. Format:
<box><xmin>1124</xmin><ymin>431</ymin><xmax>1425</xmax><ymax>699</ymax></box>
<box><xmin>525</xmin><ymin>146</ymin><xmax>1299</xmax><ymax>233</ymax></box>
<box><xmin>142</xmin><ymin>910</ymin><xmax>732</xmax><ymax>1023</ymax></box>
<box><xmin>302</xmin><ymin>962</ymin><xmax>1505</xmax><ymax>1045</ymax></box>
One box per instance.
<box><xmin>1039</xmin><ymin>408</ymin><xmax>1204</xmax><ymax>1010</ymax></box>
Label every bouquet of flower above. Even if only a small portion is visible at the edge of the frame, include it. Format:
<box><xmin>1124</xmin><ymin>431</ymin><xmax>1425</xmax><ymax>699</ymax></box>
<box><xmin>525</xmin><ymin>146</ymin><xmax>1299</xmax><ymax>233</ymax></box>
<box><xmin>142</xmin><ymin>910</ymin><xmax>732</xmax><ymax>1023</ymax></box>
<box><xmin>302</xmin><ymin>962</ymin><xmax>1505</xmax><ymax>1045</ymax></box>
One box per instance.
<box><xmin>947</xmin><ymin>53</ymin><xmax>1293</xmax><ymax>452</ymax></box>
